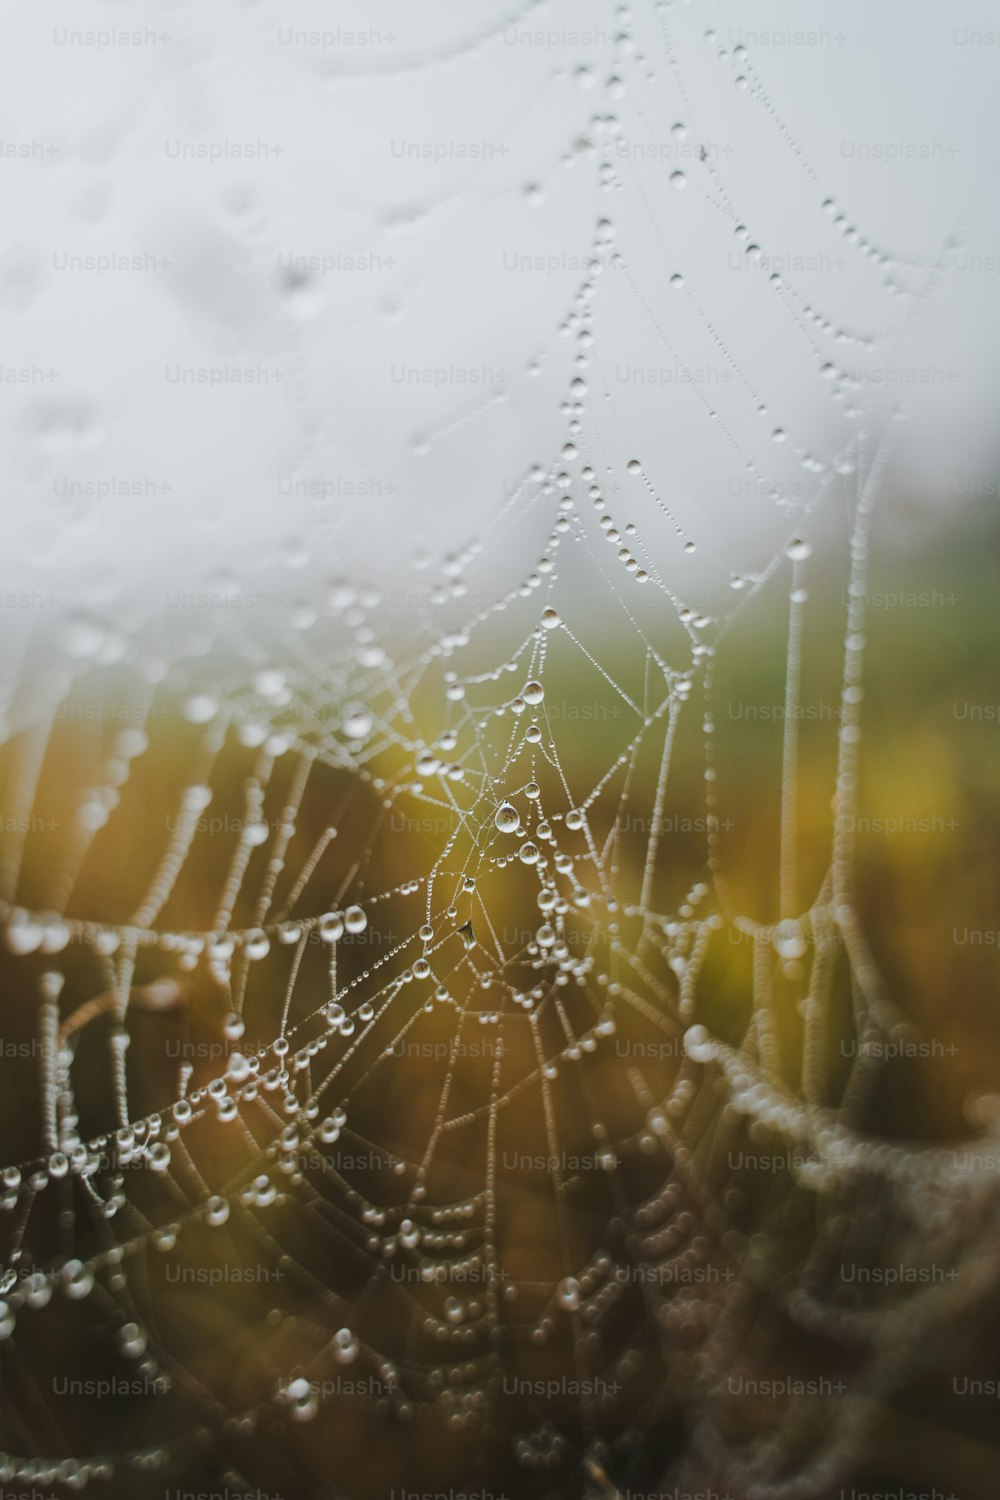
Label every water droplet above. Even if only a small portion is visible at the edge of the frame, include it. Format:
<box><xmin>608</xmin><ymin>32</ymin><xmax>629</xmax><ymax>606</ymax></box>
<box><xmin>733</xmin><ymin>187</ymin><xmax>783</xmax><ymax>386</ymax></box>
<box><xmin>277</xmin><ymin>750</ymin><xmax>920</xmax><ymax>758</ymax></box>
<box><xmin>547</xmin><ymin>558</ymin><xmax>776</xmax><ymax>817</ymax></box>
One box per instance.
<box><xmin>205</xmin><ymin>1195</ymin><xmax>230</xmax><ymax>1227</ymax></box>
<box><xmin>320</xmin><ymin>912</ymin><xmax>345</xmax><ymax>943</ymax></box>
<box><xmin>118</xmin><ymin>1321</ymin><xmax>147</xmax><ymax>1359</ymax></box>
<box><xmin>243</xmin><ymin>930</ymin><xmax>270</xmax><ymax>962</ymax></box>
<box><xmin>444</xmin><ymin>1296</ymin><xmax>464</xmax><ymax>1324</ymax></box>
<box><xmin>557</xmin><ymin>1276</ymin><xmax>581</xmax><ymax>1309</ymax></box>
<box><xmin>226</xmin><ymin>1052</ymin><xmax>251</xmax><ymax>1084</ymax></box>
<box><xmin>342</xmin><ymin>707</ymin><xmax>373</xmax><ymax>741</ymax></box>
<box><xmin>61</xmin><ymin>1260</ymin><xmax>94</xmax><ymax>1300</ymax></box>
<box><xmin>333</xmin><ymin>1327</ymin><xmax>359</xmax><ymax>1364</ymax></box>
<box><xmin>670</xmin><ymin>171</ymin><xmax>687</xmax><ymax>190</ymax></box>
<box><xmin>284</xmin><ymin>1376</ymin><xmax>318</xmax><ymax>1422</ymax></box>
<box><xmin>774</xmin><ymin>919</ymin><xmax>807</xmax><ymax>960</ymax></box>
<box><xmin>495</xmin><ymin>802</ymin><xmax>521</xmax><ymax>835</ymax></box>
<box><xmin>4</xmin><ymin>910</ymin><xmax>43</xmax><ymax>955</ymax></box>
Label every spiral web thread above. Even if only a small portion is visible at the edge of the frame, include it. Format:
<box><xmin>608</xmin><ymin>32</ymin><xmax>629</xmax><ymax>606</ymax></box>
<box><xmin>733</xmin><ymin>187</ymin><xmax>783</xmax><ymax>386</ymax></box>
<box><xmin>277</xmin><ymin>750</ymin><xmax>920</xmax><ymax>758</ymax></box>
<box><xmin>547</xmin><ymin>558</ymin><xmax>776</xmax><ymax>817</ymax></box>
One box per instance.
<box><xmin>0</xmin><ymin>5</ymin><xmax>996</xmax><ymax>1498</ymax></box>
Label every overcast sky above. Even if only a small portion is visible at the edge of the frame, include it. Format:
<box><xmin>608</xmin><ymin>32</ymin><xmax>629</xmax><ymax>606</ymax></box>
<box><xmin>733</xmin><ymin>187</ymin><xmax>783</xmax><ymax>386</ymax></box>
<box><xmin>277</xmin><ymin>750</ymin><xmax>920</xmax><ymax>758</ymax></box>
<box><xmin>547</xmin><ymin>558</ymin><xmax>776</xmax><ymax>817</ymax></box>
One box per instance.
<box><xmin>2</xmin><ymin>0</ymin><xmax>999</xmax><ymax>626</ymax></box>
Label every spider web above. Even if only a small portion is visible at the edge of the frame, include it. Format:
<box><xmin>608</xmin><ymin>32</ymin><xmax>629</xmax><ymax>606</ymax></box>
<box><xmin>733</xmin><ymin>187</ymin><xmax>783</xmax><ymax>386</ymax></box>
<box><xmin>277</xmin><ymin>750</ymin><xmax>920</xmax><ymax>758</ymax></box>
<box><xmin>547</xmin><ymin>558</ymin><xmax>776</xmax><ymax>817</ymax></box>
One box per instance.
<box><xmin>0</xmin><ymin>4</ymin><xmax>996</xmax><ymax>1499</ymax></box>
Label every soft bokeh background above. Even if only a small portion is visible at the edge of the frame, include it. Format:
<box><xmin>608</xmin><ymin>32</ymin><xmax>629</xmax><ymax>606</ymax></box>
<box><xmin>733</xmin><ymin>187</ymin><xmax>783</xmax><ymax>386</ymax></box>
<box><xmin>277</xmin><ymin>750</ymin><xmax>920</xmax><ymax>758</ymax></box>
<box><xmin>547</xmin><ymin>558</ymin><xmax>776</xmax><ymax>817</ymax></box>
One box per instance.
<box><xmin>2</xmin><ymin>3</ymin><xmax>1000</xmax><ymax>1498</ymax></box>
<box><xmin>1</xmin><ymin>0</ymin><xmax>1000</xmax><ymax>613</ymax></box>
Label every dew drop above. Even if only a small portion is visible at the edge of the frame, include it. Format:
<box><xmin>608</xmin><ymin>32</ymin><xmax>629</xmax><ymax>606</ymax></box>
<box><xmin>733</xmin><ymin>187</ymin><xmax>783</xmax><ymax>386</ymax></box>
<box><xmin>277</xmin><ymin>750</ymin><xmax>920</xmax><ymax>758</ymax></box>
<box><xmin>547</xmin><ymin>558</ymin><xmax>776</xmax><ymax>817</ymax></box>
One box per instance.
<box><xmin>342</xmin><ymin>708</ymin><xmax>373</xmax><ymax>740</ymax></box>
<box><xmin>320</xmin><ymin>912</ymin><xmax>345</xmax><ymax>943</ymax></box>
<box><xmin>495</xmin><ymin>802</ymin><xmax>521</xmax><ymax>835</ymax></box>
<box><xmin>285</xmin><ymin>1377</ymin><xmax>318</xmax><ymax>1422</ymax></box>
<box><xmin>223</xmin><ymin>1011</ymin><xmax>245</xmax><ymax>1040</ymax></box>
<box><xmin>557</xmin><ymin>1277</ymin><xmax>581</xmax><ymax>1309</ymax></box>
<box><xmin>243</xmin><ymin>929</ymin><xmax>270</xmax><ymax>962</ymax></box>
<box><xmin>205</xmin><ymin>1195</ymin><xmax>230</xmax><ymax>1227</ymax></box>
<box><xmin>61</xmin><ymin>1260</ymin><xmax>94</xmax><ymax>1300</ymax></box>
<box><xmin>333</xmin><ymin>1327</ymin><xmax>360</xmax><ymax>1364</ymax></box>
<box><xmin>774</xmin><ymin>919</ymin><xmax>807</xmax><ymax>960</ymax></box>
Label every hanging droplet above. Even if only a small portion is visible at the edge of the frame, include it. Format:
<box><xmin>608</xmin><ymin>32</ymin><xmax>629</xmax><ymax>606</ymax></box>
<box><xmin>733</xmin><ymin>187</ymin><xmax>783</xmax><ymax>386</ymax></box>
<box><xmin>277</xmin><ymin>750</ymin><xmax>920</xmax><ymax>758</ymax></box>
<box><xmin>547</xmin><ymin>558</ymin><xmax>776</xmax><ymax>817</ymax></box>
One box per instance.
<box><xmin>785</xmin><ymin>537</ymin><xmax>812</xmax><ymax>561</ymax></box>
<box><xmin>342</xmin><ymin>708</ymin><xmax>373</xmax><ymax>740</ymax></box>
<box><xmin>226</xmin><ymin>1052</ymin><xmax>251</xmax><ymax>1084</ymax></box>
<box><xmin>204</xmin><ymin>1195</ymin><xmax>230</xmax><ymax>1228</ymax></box>
<box><xmin>61</xmin><ymin>1260</ymin><xmax>95</xmax><ymax>1300</ymax></box>
<box><xmin>557</xmin><ymin>1276</ymin><xmax>581</xmax><ymax>1309</ymax></box>
<box><xmin>495</xmin><ymin>802</ymin><xmax>521</xmax><ymax>835</ymax></box>
<box><xmin>118</xmin><ymin>1321</ymin><xmax>147</xmax><ymax>1359</ymax></box>
<box><xmin>20</xmin><ymin>1271</ymin><xmax>51</xmax><ymax>1310</ymax></box>
<box><xmin>333</xmin><ymin>1327</ymin><xmax>359</xmax><ymax>1364</ymax></box>
<box><xmin>773</xmin><ymin>918</ymin><xmax>807</xmax><ymax>960</ymax></box>
<box><xmin>243</xmin><ymin>929</ymin><xmax>270</xmax><ymax>961</ymax></box>
<box><xmin>147</xmin><ymin>1141</ymin><xmax>172</xmax><ymax>1173</ymax></box>
<box><xmin>320</xmin><ymin>911</ymin><xmax>345</xmax><ymax>943</ymax></box>
<box><xmin>284</xmin><ymin>1376</ymin><xmax>318</xmax><ymax>1423</ymax></box>
<box><xmin>4</xmin><ymin>910</ymin><xmax>43</xmax><ymax>955</ymax></box>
